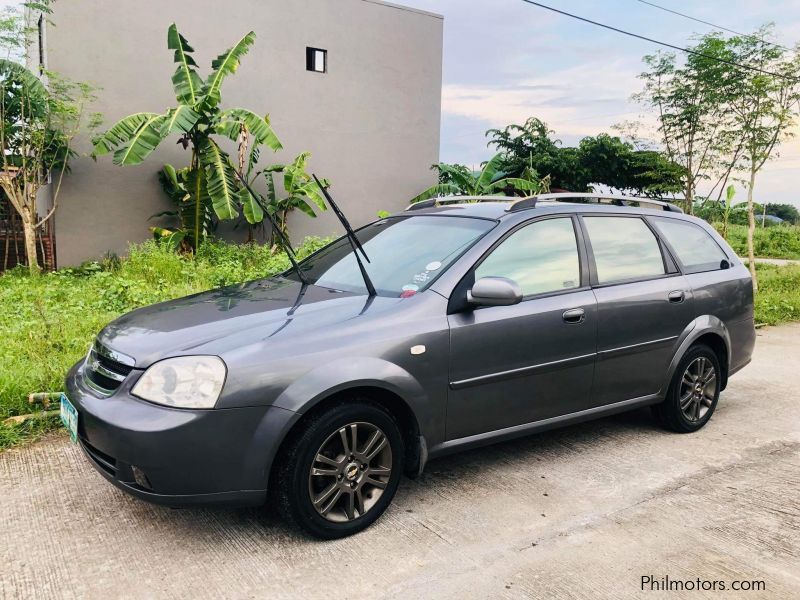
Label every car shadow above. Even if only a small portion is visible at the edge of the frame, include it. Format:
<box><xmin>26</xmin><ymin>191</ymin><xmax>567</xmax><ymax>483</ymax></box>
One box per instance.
<box><xmin>142</xmin><ymin>406</ymin><xmax>662</xmax><ymax>542</ymax></box>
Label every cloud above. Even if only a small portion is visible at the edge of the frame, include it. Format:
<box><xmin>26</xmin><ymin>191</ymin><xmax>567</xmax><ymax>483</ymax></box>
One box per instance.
<box><xmin>441</xmin><ymin>58</ymin><xmax>645</xmax><ymax>137</ymax></box>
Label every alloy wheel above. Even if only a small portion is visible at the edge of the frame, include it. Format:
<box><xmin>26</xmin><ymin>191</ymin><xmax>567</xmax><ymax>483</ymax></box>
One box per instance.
<box><xmin>308</xmin><ymin>421</ymin><xmax>393</xmax><ymax>523</ymax></box>
<box><xmin>679</xmin><ymin>356</ymin><xmax>717</xmax><ymax>422</ymax></box>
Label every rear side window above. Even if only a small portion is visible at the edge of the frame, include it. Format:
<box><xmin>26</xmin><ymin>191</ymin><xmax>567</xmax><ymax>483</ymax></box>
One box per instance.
<box><xmin>651</xmin><ymin>218</ymin><xmax>728</xmax><ymax>273</ymax></box>
<box><xmin>583</xmin><ymin>216</ymin><xmax>666</xmax><ymax>284</ymax></box>
<box><xmin>475</xmin><ymin>217</ymin><xmax>580</xmax><ymax>296</ymax></box>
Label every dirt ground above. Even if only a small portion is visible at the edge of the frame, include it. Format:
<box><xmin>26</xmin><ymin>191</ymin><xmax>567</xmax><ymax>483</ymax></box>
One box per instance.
<box><xmin>2</xmin><ymin>324</ymin><xmax>799</xmax><ymax>599</ymax></box>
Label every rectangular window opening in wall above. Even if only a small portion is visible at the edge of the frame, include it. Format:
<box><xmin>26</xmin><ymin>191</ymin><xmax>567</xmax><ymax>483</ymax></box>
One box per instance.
<box><xmin>306</xmin><ymin>47</ymin><xmax>327</xmax><ymax>73</ymax></box>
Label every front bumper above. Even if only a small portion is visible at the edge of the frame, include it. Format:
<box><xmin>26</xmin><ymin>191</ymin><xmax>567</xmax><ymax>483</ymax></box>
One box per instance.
<box><xmin>65</xmin><ymin>361</ymin><xmax>299</xmax><ymax>507</ymax></box>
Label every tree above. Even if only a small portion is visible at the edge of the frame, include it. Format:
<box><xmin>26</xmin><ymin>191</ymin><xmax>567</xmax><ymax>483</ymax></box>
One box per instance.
<box><xmin>635</xmin><ymin>36</ymin><xmax>735</xmax><ymax>214</ymax></box>
<box><xmin>409</xmin><ymin>152</ymin><xmax>547</xmax><ymax>203</ymax></box>
<box><xmin>486</xmin><ymin>117</ymin><xmax>584</xmax><ymax>190</ymax></box>
<box><xmin>0</xmin><ymin>2</ymin><xmax>98</xmax><ymax>273</ymax></box>
<box><xmin>724</xmin><ymin>29</ymin><xmax>800</xmax><ymax>290</ymax></box>
<box><xmin>486</xmin><ymin>118</ymin><xmax>683</xmax><ymax>195</ymax></box>
<box><xmin>764</xmin><ymin>203</ymin><xmax>799</xmax><ymax>224</ymax></box>
<box><xmin>92</xmin><ymin>24</ymin><xmax>282</xmax><ymax>251</ymax></box>
<box><xmin>577</xmin><ymin>134</ymin><xmax>684</xmax><ymax>196</ymax></box>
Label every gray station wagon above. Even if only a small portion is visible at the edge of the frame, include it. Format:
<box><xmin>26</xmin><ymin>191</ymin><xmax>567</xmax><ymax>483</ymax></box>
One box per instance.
<box><xmin>63</xmin><ymin>193</ymin><xmax>755</xmax><ymax>538</ymax></box>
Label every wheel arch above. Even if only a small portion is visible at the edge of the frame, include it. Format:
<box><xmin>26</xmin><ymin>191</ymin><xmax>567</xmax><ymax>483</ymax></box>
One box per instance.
<box><xmin>268</xmin><ymin>384</ymin><xmax>425</xmax><ymax>485</ymax></box>
<box><xmin>664</xmin><ymin>315</ymin><xmax>731</xmax><ymax>395</ymax></box>
<box><xmin>267</xmin><ymin>357</ymin><xmax>435</xmax><ymax>481</ymax></box>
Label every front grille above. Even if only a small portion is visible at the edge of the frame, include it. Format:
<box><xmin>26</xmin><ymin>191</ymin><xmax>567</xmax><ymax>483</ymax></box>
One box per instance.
<box><xmin>82</xmin><ymin>341</ymin><xmax>135</xmax><ymax>396</ymax></box>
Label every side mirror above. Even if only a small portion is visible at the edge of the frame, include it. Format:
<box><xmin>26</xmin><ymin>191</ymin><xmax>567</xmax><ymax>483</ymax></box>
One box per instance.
<box><xmin>720</xmin><ymin>259</ymin><xmax>731</xmax><ymax>270</ymax></box>
<box><xmin>467</xmin><ymin>276</ymin><xmax>523</xmax><ymax>307</ymax></box>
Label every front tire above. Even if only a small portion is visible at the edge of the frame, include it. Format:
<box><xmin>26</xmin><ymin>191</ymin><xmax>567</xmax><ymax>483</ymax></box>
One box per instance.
<box><xmin>273</xmin><ymin>400</ymin><xmax>404</xmax><ymax>539</ymax></box>
<box><xmin>654</xmin><ymin>344</ymin><xmax>721</xmax><ymax>433</ymax></box>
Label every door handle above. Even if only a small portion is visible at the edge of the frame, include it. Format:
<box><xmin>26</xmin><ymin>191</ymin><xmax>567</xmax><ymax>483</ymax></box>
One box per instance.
<box><xmin>562</xmin><ymin>308</ymin><xmax>585</xmax><ymax>324</ymax></box>
<box><xmin>668</xmin><ymin>290</ymin><xmax>685</xmax><ymax>303</ymax></box>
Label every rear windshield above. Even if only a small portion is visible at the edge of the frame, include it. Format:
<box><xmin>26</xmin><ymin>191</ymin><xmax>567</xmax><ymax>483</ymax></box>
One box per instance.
<box><xmin>288</xmin><ymin>215</ymin><xmax>495</xmax><ymax>296</ymax></box>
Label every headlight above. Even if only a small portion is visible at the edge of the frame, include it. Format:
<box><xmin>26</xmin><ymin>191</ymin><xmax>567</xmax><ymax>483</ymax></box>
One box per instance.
<box><xmin>131</xmin><ymin>356</ymin><xmax>226</xmax><ymax>409</ymax></box>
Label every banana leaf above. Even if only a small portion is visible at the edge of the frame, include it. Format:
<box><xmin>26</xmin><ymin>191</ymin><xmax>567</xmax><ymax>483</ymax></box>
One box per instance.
<box><xmin>91</xmin><ymin>112</ymin><xmax>159</xmax><ymax>157</ymax></box>
<box><xmin>200</xmin><ymin>31</ymin><xmax>256</xmax><ymax>109</ymax></box>
<box><xmin>112</xmin><ymin>113</ymin><xmax>170</xmax><ymax>165</ymax></box>
<box><xmin>167</xmin><ymin>24</ymin><xmax>203</xmax><ymax>106</ymax></box>
<box><xmin>200</xmin><ymin>138</ymin><xmax>239</xmax><ymax>220</ymax></box>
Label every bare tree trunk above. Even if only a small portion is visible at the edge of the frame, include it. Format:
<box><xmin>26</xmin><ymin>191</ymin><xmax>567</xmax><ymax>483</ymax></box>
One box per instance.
<box><xmin>20</xmin><ymin>208</ymin><xmax>39</xmax><ymax>274</ymax></box>
<box><xmin>4</xmin><ymin>209</ymin><xmax>12</xmax><ymax>271</ymax></box>
<box><xmin>684</xmin><ymin>181</ymin><xmax>693</xmax><ymax>215</ymax></box>
<box><xmin>722</xmin><ymin>206</ymin><xmax>729</xmax><ymax>240</ymax></box>
<box><xmin>746</xmin><ymin>164</ymin><xmax>758</xmax><ymax>292</ymax></box>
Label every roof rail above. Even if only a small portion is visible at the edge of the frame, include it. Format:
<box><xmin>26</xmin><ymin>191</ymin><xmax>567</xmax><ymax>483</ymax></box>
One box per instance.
<box><xmin>506</xmin><ymin>192</ymin><xmax>684</xmax><ymax>214</ymax></box>
<box><xmin>406</xmin><ymin>196</ymin><xmax>515</xmax><ymax>211</ymax></box>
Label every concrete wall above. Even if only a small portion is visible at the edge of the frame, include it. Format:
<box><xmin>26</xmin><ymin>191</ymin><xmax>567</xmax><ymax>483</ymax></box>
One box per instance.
<box><xmin>46</xmin><ymin>0</ymin><xmax>442</xmax><ymax>265</ymax></box>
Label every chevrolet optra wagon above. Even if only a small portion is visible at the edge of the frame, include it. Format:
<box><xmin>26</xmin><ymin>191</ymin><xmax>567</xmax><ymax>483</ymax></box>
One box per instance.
<box><xmin>63</xmin><ymin>193</ymin><xmax>755</xmax><ymax>538</ymax></box>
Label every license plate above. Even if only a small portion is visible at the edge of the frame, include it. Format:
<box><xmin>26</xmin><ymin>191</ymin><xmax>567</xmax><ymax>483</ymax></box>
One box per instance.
<box><xmin>60</xmin><ymin>393</ymin><xmax>78</xmax><ymax>442</ymax></box>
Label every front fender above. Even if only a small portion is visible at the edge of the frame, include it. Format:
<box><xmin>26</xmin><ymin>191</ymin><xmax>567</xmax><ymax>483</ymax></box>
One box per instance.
<box><xmin>660</xmin><ymin>315</ymin><xmax>731</xmax><ymax>396</ymax></box>
<box><xmin>272</xmin><ymin>356</ymin><xmax>442</xmax><ymax>445</ymax></box>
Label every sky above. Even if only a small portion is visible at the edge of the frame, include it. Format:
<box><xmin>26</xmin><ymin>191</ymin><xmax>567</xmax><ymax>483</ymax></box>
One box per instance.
<box><xmin>402</xmin><ymin>0</ymin><xmax>800</xmax><ymax>207</ymax></box>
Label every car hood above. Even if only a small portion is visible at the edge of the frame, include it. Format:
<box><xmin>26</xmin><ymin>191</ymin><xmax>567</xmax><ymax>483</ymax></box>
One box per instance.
<box><xmin>97</xmin><ymin>277</ymin><xmax>402</xmax><ymax>368</ymax></box>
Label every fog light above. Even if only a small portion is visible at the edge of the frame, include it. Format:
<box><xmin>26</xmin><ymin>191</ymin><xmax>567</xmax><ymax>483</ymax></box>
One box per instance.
<box><xmin>131</xmin><ymin>465</ymin><xmax>152</xmax><ymax>490</ymax></box>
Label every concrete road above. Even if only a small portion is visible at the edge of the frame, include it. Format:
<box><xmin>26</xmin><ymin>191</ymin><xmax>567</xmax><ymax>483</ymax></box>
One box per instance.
<box><xmin>2</xmin><ymin>325</ymin><xmax>799</xmax><ymax>600</ymax></box>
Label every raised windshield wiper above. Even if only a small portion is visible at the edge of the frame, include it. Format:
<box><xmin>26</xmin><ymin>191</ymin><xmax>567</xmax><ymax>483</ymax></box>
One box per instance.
<box><xmin>233</xmin><ymin>170</ymin><xmax>309</xmax><ymax>285</ymax></box>
<box><xmin>313</xmin><ymin>174</ymin><xmax>377</xmax><ymax>297</ymax></box>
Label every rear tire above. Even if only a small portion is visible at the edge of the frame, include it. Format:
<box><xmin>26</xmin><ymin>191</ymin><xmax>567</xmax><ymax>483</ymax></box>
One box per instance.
<box><xmin>654</xmin><ymin>344</ymin><xmax>721</xmax><ymax>433</ymax></box>
<box><xmin>273</xmin><ymin>399</ymin><xmax>404</xmax><ymax>539</ymax></box>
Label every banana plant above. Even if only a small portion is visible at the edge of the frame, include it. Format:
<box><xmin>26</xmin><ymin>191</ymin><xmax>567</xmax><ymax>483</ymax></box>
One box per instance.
<box><xmin>260</xmin><ymin>152</ymin><xmax>329</xmax><ymax>251</ymax></box>
<box><xmin>91</xmin><ymin>24</ymin><xmax>282</xmax><ymax>250</ymax></box>
<box><xmin>720</xmin><ymin>184</ymin><xmax>749</xmax><ymax>240</ymax></box>
<box><xmin>409</xmin><ymin>153</ymin><xmax>547</xmax><ymax>204</ymax></box>
<box><xmin>150</xmin><ymin>164</ymin><xmax>214</xmax><ymax>251</ymax></box>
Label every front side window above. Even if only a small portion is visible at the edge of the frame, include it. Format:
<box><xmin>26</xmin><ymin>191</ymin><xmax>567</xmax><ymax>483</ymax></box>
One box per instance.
<box><xmin>583</xmin><ymin>216</ymin><xmax>666</xmax><ymax>284</ymax></box>
<box><xmin>289</xmin><ymin>216</ymin><xmax>494</xmax><ymax>296</ymax></box>
<box><xmin>475</xmin><ymin>217</ymin><xmax>581</xmax><ymax>296</ymax></box>
<box><xmin>651</xmin><ymin>218</ymin><xmax>729</xmax><ymax>273</ymax></box>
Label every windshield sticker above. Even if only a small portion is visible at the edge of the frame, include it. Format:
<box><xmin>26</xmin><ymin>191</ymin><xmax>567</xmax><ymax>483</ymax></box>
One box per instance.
<box><xmin>400</xmin><ymin>289</ymin><xmax>417</xmax><ymax>298</ymax></box>
<box><xmin>402</xmin><ymin>284</ymin><xmax>419</xmax><ymax>292</ymax></box>
<box><xmin>413</xmin><ymin>272</ymin><xmax>430</xmax><ymax>284</ymax></box>
<box><xmin>425</xmin><ymin>261</ymin><xmax>442</xmax><ymax>271</ymax></box>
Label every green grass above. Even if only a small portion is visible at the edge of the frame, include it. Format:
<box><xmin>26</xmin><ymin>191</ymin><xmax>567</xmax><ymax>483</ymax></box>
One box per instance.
<box><xmin>753</xmin><ymin>263</ymin><xmax>800</xmax><ymax>326</ymax></box>
<box><xmin>713</xmin><ymin>223</ymin><xmax>800</xmax><ymax>260</ymax></box>
<box><xmin>0</xmin><ymin>238</ymin><xmax>328</xmax><ymax>450</ymax></box>
<box><xmin>1</xmin><ymin>240</ymin><xmax>798</xmax><ymax>452</ymax></box>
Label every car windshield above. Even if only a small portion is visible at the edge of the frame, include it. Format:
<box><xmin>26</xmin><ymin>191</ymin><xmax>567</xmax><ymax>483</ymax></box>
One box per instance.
<box><xmin>287</xmin><ymin>215</ymin><xmax>495</xmax><ymax>296</ymax></box>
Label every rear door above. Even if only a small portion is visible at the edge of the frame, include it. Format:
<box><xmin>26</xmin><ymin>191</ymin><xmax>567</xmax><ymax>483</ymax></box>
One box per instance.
<box><xmin>446</xmin><ymin>215</ymin><xmax>598</xmax><ymax>441</ymax></box>
<box><xmin>581</xmin><ymin>214</ymin><xmax>694</xmax><ymax>407</ymax></box>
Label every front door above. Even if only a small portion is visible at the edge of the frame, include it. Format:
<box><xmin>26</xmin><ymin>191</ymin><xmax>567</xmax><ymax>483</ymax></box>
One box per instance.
<box><xmin>446</xmin><ymin>216</ymin><xmax>598</xmax><ymax>441</ymax></box>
